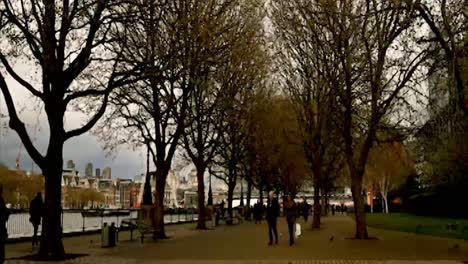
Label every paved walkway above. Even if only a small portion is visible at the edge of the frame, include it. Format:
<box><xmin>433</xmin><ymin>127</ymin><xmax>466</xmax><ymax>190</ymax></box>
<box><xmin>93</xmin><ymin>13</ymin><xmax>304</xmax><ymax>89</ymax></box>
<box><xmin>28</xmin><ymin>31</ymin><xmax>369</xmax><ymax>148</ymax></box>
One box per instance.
<box><xmin>5</xmin><ymin>215</ymin><xmax>468</xmax><ymax>263</ymax></box>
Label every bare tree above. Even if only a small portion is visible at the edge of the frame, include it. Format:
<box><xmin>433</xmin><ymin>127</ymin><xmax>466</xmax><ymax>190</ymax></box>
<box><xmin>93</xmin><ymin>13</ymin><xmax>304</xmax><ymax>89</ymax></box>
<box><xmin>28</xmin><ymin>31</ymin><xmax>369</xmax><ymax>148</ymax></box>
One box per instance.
<box><xmin>96</xmin><ymin>0</ymin><xmax>203</xmax><ymax>238</ymax></box>
<box><xmin>181</xmin><ymin>0</ymin><xmax>263</xmax><ymax>230</ymax></box>
<box><xmin>405</xmin><ymin>0</ymin><xmax>467</xmax><ymax>114</ymax></box>
<box><xmin>0</xmin><ymin>0</ymin><xmax>131</xmax><ymax>258</ymax></box>
<box><xmin>339</xmin><ymin>0</ymin><xmax>427</xmax><ymax>238</ymax></box>
<box><xmin>270</xmin><ymin>0</ymin><xmax>429</xmax><ymax>238</ymax></box>
<box><xmin>271</xmin><ymin>0</ymin><xmax>346</xmax><ymax>229</ymax></box>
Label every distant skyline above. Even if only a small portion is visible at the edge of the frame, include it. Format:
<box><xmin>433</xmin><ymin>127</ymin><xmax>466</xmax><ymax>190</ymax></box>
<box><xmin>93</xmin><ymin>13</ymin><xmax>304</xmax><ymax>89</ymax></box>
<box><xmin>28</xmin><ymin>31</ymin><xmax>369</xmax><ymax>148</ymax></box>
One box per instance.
<box><xmin>0</xmin><ymin>66</ymin><xmax>154</xmax><ymax>178</ymax></box>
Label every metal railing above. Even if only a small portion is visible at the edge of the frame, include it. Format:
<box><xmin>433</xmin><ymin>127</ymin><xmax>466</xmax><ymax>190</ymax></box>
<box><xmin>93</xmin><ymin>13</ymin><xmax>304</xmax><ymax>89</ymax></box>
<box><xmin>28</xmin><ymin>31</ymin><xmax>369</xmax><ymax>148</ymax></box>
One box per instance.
<box><xmin>6</xmin><ymin>208</ymin><xmax>199</xmax><ymax>240</ymax></box>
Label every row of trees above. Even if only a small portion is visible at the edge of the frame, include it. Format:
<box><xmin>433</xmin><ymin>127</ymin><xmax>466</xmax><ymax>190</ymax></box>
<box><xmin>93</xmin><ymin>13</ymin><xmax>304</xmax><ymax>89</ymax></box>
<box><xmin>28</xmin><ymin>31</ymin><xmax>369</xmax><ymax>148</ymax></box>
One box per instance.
<box><xmin>270</xmin><ymin>0</ymin><xmax>466</xmax><ymax>238</ymax></box>
<box><xmin>0</xmin><ymin>167</ymin><xmax>44</xmax><ymax>208</ymax></box>
<box><xmin>0</xmin><ymin>0</ymin><xmax>268</xmax><ymax>258</ymax></box>
<box><xmin>0</xmin><ymin>0</ymin><xmax>465</xmax><ymax>258</ymax></box>
<box><xmin>63</xmin><ymin>187</ymin><xmax>104</xmax><ymax>209</ymax></box>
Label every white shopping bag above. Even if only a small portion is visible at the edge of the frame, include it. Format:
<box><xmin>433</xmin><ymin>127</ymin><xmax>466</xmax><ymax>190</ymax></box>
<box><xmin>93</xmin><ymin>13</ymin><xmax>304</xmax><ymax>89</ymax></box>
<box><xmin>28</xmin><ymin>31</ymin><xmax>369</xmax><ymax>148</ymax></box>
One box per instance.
<box><xmin>295</xmin><ymin>223</ymin><xmax>302</xmax><ymax>238</ymax></box>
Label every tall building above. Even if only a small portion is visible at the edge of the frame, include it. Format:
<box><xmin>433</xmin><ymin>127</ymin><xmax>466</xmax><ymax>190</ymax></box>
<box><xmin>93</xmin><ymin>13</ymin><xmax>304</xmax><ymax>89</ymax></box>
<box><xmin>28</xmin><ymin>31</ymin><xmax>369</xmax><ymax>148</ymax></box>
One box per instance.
<box><xmin>95</xmin><ymin>168</ymin><xmax>101</xmax><ymax>178</ymax></box>
<box><xmin>66</xmin><ymin>160</ymin><xmax>75</xmax><ymax>170</ymax></box>
<box><xmin>85</xmin><ymin>162</ymin><xmax>93</xmax><ymax>177</ymax></box>
<box><xmin>103</xmin><ymin>167</ymin><xmax>112</xmax><ymax>179</ymax></box>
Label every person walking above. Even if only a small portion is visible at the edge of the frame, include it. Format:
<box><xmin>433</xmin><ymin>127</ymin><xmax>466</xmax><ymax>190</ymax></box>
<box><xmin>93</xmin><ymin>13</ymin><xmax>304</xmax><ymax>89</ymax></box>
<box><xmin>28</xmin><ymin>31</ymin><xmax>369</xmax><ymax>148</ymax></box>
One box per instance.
<box><xmin>302</xmin><ymin>197</ymin><xmax>309</xmax><ymax>223</ymax></box>
<box><xmin>29</xmin><ymin>192</ymin><xmax>44</xmax><ymax>247</ymax></box>
<box><xmin>0</xmin><ymin>184</ymin><xmax>10</xmax><ymax>264</ymax></box>
<box><xmin>253</xmin><ymin>201</ymin><xmax>259</xmax><ymax>224</ymax></box>
<box><xmin>284</xmin><ymin>195</ymin><xmax>298</xmax><ymax>246</ymax></box>
<box><xmin>266</xmin><ymin>191</ymin><xmax>279</xmax><ymax>245</ymax></box>
<box><xmin>220</xmin><ymin>200</ymin><xmax>225</xmax><ymax>218</ymax></box>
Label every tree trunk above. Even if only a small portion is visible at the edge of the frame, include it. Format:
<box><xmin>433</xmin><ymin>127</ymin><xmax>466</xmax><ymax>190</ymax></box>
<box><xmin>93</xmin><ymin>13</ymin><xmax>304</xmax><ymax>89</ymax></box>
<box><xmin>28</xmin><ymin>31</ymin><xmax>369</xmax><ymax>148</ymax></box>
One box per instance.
<box><xmin>326</xmin><ymin>193</ymin><xmax>329</xmax><ymax>216</ymax></box>
<box><xmin>227</xmin><ymin>180</ymin><xmax>235</xmax><ymax>219</ymax></box>
<box><xmin>246</xmin><ymin>179</ymin><xmax>252</xmax><ymax>208</ymax></box>
<box><xmin>39</xmin><ymin>160</ymin><xmax>65</xmax><ymax>259</ymax></box>
<box><xmin>382</xmin><ymin>193</ymin><xmax>388</xmax><ymax>214</ymax></box>
<box><xmin>195</xmin><ymin>163</ymin><xmax>207</xmax><ymax>229</ymax></box>
<box><xmin>312</xmin><ymin>167</ymin><xmax>321</xmax><ymax>229</ymax></box>
<box><xmin>154</xmin><ymin>171</ymin><xmax>167</xmax><ymax>238</ymax></box>
<box><xmin>351</xmin><ymin>175</ymin><xmax>368</xmax><ymax>239</ymax></box>
<box><xmin>259</xmin><ymin>183</ymin><xmax>264</xmax><ymax>205</ymax></box>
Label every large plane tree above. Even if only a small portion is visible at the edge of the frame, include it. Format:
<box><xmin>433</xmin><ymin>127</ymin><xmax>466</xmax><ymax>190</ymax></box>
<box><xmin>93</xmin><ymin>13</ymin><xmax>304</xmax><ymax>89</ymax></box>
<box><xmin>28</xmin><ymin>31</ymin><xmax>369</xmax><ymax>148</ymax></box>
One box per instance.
<box><xmin>0</xmin><ymin>0</ymin><xmax>132</xmax><ymax>258</ymax></box>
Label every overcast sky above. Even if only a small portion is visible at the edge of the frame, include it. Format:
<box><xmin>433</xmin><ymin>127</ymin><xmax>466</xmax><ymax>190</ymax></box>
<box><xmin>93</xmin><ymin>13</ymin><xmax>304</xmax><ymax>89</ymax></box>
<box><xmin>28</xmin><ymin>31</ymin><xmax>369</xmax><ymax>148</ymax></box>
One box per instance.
<box><xmin>0</xmin><ymin>71</ymin><xmax>147</xmax><ymax>179</ymax></box>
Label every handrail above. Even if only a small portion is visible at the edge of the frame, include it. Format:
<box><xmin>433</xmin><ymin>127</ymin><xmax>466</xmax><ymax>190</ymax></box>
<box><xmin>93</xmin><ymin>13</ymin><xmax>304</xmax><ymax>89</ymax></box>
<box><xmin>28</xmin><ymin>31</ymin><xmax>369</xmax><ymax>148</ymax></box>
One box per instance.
<box><xmin>6</xmin><ymin>208</ymin><xmax>199</xmax><ymax>240</ymax></box>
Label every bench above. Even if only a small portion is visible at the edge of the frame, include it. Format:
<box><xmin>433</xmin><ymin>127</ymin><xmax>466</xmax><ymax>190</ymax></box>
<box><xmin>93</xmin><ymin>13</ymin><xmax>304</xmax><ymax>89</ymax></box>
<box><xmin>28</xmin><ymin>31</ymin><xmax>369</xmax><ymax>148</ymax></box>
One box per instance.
<box><xmin>216</xmin><ymin>214</ymin><xmax>242</xmax><ymax>225</ymax></box>
<box><xmin>120</xmin><ymin>219</ymin><xmax>138</xmax><ymax>241</ymax></box>
<box><xmin>136</xmin><ymin>220</ymin><xmax>157</xmax><ymax>243</ymax></box>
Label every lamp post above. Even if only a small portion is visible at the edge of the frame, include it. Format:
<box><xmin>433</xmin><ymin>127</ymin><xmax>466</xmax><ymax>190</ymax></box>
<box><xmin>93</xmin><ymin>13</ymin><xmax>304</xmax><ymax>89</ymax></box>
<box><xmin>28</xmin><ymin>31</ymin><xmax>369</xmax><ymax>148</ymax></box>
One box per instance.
<box><xmin>142</xmin><ymin>141</ymin><xmax>152</xmax><ymax>205</ymax></box>
<box><xmin>207</xmin><ymin>172</ymin><xmax>213</xmax><ymax>206</ymax></box>
<box><xmin>240</xmin><ymin>176</ymin><xmax>244</xmax><ymax>207</ymax></box>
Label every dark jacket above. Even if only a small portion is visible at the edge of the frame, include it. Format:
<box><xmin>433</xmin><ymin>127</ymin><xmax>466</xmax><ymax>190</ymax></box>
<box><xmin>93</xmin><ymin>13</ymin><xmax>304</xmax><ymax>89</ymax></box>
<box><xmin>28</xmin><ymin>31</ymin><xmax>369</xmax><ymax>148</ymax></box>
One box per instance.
<box><xmin>266</xmin><ymin>198</ymin><xmax>280</xmax><ymax>221</ymax></box>
<box><xmin>302</xmin><ymin>201</ymin><xmax>310</xmax><ymax>215</ymax></box>
<box><xmin>29</xmin><ymin>196</ymin><xmax>44</xmax><ymax>226</ymax></box>
<box><xmin>284</xmin><ymin>200</ymin><xmax>298</xmax><ymax>224</ymax></box>
<box><xmin>0</xmin><ymin>196</ymin><xmax>10</xmax><ymax>240</ymax></box>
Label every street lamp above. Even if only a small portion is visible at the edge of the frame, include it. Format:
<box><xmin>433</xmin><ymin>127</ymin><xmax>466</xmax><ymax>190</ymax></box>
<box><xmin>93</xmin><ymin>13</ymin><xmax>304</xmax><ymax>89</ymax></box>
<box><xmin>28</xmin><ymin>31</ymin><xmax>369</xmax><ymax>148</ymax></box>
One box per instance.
<box><xmin>240</xmin><ymin>176</ymin><xmax>244</xmax><ymax>207</ymax></box>
<box><xmin>207</xmin><ymin>171</ymin><xmax>213</xmax><ymax>206</ymax></box>
<box><xmin>142</xmin><ymin>141</ymin><xmax>152</xmax><ymax>205</ymax></box>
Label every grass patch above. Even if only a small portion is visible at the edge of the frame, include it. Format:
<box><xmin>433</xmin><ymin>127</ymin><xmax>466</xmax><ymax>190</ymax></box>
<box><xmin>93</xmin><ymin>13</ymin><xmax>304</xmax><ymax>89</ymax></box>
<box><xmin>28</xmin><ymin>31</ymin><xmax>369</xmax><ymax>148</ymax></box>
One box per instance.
<box><xmin>365</xmin><ymin>213</ymin><xmax>468</xmax><ymax>240</ymax></box>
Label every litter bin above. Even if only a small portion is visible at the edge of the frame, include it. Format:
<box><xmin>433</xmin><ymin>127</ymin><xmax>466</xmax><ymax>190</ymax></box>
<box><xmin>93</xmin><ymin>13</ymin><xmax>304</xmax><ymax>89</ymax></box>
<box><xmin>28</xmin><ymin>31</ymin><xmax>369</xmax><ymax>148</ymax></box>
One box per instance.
<box><xmin>101</xmin><ymin>223</ymin><xmax>110</xmax><ymax>248</ymax></box>
<box><xmin>101</xmin><ymin>222</ymin><xmax>117</xmax><ymax>248</ymax></box>
<box><xmin>109</xmin><ymin>222</ymin><xmax>117</xmax><ymax>247</ymax></box>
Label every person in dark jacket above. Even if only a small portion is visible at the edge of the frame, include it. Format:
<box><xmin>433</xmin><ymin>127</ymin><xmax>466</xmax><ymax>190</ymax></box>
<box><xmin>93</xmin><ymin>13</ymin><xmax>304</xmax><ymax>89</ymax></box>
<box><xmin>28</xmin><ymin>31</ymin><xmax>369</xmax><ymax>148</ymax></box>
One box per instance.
<box><xmin>29</xmin><ymin>192</ymin><xmax>44</xmax><ymax>247</ymax></box>
<box><xmin>0</xmin><ymin>184</ymin><xmax>10</xmax><ymax>264</ymax></box>
<box><xmin>220</xmin><ymin>200</ymin><xmax>225</xmax><ymax>218</ymax></box>
<box><xmin>266</xmin><ymin>191</ymin><xmax>280</xmax><ymax>245</ymax></box>
<box><xmin>301</xmin><ymin>197</ymin><xmax>309</xmax><ymax>222</ymax></box>
<box><xmin>284</xmin><ymin>195</ymin><xmax>298</xmax><ymax>246</ymax></box>
<box><xmin>253</xmin><ymin>201</ymin><xmax>259</xmax><ymax>224</ymax></box>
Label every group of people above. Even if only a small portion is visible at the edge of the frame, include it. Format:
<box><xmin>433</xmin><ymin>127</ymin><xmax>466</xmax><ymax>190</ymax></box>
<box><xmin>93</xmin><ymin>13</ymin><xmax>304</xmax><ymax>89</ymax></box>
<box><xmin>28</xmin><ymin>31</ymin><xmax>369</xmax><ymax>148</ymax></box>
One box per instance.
<box><xmin>265</xmin><ymin>191</ymin><xmax>302</xmax><ymax>246</ymax></box>
<box><xmin>0</xmin><ymin>186</ymin><xmax>44</xmax><ymax>264</ymax></box>
<box><xmin>330</xmin><ymin>204</ymin><xmax>347</xmax><ymax>216</ymax></box>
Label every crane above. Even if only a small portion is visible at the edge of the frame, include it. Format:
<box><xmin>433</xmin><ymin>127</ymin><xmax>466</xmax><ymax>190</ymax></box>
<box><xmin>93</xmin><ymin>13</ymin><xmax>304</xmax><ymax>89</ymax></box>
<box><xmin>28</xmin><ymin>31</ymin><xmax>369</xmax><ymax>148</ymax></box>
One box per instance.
<box><xmin>16</xmin><ymin>143</ymin><xmax>23</xmax><ymax>173</ymax></box>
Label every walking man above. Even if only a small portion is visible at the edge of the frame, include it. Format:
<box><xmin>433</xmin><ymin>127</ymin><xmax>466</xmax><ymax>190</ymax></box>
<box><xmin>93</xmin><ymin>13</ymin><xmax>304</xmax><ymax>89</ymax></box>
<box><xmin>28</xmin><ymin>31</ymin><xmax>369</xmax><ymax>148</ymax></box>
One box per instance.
<box><xmin>0</xmin><ymin>184</ymin><xmax>10</xmax><ymax>264</ymax></box>
<box><xmin>266</xmin><ymin>191</ymin><xmax>279</xmax><ymax>245</ymax></box>
<box><xmin>302</xmin><ymin>197</ymin><xmax>309</xmax><ymax>223</ymax></box>
<box><xmin>284</xmin><ymin>194</ymin><xmax>298</xmax><ymax>246</ymax></box>
<box><xmin>220</xmin><ymin>200</ymin><xmax>225</xmax><ymax>218</ymax></box>
<box><xmin>29</xmin><ymin>192</ymin><xmax>44</xmax><ymax>247</ymax></box>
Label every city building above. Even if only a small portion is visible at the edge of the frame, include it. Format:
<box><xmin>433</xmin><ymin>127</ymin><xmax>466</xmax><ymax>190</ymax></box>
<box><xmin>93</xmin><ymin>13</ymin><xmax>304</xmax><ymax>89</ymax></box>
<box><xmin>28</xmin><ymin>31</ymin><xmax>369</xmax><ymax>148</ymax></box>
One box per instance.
<box><xmin>103</xmin><ymin>167</ymin><xmax>112</xmax><ymax>179</ymax></box>
<box><xmin>78</xmin><ymin>177</ymin><xmax>98</xmax><ymax>190</ymax></box>
<box><xmin>85</xmin><ymin>162</ymin><xmax>93</xmax><ymax>177</ymax></box>
<box><xmin>98</xmin><ymin>179</ymin><xmax>116</xmax><ymax>207</ymax></box>
<box><xmin>66</xmin><ymin>160</ymin><xmax>75</xmax><ymax>170</ymax></box>
<box><xmin>95</xmin><ymin>168</ymin><xmax>101</xmax><ymax>178</ymax></box>
<box><xmin>116</xmin><ymin>179</ymin><xmax>134</xmax><ymax>208</ymax></box>
<box><xmin>62</xmin><ymin>168</ymin><xmax>80</xmax><ymax>187</ymax></box>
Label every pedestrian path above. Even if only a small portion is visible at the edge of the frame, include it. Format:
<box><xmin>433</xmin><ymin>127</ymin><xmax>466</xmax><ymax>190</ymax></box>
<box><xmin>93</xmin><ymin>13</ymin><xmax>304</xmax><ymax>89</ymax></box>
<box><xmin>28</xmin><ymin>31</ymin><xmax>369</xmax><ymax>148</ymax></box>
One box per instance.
<box><xmin>5</xmin><ymin>215</ymin><xmax>468</xmax><ymax>263</ymax></box>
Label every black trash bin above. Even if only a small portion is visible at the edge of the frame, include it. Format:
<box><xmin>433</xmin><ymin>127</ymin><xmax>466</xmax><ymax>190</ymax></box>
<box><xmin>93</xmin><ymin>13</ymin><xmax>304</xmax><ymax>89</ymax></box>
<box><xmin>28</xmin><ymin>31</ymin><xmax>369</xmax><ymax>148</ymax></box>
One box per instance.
<box><xmin>109</xmin><ymin>222</ymin><xmax>117</xmax><ymax>247</ymax></box>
